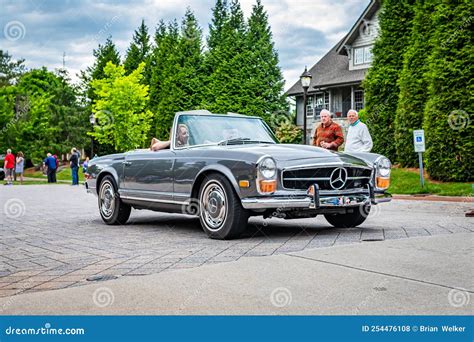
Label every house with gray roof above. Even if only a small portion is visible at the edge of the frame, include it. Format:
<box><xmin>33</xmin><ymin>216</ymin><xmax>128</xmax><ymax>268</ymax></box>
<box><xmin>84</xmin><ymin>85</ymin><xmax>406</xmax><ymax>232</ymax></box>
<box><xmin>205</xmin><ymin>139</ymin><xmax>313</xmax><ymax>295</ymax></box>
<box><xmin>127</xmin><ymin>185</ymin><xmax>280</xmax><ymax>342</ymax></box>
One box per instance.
<box><xmin>286</xmin><ymin>0</ymin><xmax>380</xmax><ymax>143</ymax></box>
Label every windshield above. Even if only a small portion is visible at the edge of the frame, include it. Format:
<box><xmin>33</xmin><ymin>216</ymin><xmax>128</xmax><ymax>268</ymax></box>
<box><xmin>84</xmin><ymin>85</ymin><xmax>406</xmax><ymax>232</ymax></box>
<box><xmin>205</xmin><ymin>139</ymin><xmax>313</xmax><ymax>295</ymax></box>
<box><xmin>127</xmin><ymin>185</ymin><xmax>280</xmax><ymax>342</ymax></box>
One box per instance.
<box><xmin>174</xmin><ymin>114</ymin><xmax>278</xmax><ymax>148</ymax></box>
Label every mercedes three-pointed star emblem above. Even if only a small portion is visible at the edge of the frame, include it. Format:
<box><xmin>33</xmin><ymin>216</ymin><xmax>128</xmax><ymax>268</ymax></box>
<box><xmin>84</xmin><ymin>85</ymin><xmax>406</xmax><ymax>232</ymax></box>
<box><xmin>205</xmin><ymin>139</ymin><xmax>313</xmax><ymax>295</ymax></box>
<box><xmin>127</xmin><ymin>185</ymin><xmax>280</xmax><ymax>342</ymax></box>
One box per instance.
<box><xmin>329</xmin><ymin>167</ymin><xmax>348</xmax><ymax>190</ymax></box>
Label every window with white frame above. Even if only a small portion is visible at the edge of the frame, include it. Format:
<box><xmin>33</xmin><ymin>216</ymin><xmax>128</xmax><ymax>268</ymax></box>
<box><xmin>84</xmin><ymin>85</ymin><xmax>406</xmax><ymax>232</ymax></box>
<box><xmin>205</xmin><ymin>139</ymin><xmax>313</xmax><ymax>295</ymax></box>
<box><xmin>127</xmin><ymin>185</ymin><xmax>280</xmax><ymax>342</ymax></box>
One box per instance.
<box><xmin>315</xmin><ymin>92</ymin><xmax>329</xmax><ymax>113</ymax></box>
<box><xmin>354</xmin><ymin>90</ymin><xmax>364</xmax><ymax>110</ymax></box>
<box><xmin>354</xmin><ymin>46</ymin><xmax>373</xmax><ymax>65</ymax></box>
<box><xmin>306</xmin><ymin>95</ymin><xmax>314</xmax><ymax>117</ymax></box>
<box><xmin>364</xmin><ymin>46</ymin><xmax>373</xmax><ymax>63</ymax></box>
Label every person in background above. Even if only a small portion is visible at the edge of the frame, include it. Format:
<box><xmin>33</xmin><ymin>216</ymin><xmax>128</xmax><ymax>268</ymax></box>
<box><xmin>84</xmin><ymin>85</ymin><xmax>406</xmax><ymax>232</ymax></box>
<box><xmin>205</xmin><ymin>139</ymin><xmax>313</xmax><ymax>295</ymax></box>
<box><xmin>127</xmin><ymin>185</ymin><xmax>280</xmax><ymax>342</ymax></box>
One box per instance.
<box><xmin>312</xmin><ymin>109</ymin><xmax>344</xmax><ymax>151</ymax></box>
<box><xmin>3</xmin><ymin>149</ymin><xmax>15</xmax><ymax>185</ymax></box>
<box><xmin>15</xmin><ymin>151</ymin><xmax>24</xmax><ymax>185</ymax></box>
<box><xmin>82</xmin><ymin>157</ymin><xmax>89</xmax><ymax>174</ymax></box>
<box><xmin>53</xmin><ymin>154</ymin><xmax>59</xmax><ymax>169</ymax></box>
<box><xmin>344</xmin><ymin>109</ymin><xmax>373</xmax><ymax>153</ymax></box>
<box><xmin>43</xmin><ymin>153</ymin><xmax>57</xmax><ymax>183</ymax></box>
<box><xmin>69</xmin><ymin>147</ymin><xmax>79</xmax><ymax>185</ymax></box>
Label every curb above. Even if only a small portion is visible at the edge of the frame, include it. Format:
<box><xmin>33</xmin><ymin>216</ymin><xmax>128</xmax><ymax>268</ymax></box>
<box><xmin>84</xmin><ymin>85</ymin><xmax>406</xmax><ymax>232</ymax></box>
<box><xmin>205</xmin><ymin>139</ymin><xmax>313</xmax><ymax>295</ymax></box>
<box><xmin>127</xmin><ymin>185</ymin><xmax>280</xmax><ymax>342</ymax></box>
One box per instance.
<box><xmin>392</xmin><ymin>194</ymin><xmax>472</xmax><ymax>203</ymax></box>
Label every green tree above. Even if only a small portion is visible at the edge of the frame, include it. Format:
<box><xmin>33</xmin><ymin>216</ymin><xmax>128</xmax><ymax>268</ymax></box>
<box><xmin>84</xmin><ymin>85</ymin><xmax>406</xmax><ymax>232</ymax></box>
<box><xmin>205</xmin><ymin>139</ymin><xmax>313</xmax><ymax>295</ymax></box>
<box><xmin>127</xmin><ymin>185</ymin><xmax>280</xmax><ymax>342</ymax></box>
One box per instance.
<box><xmin>363</xmin><ymin>0</ymin><xmax>415</xmax><ymax>162</ymax></box>
<box><xmin>0</xmin><ymin>68</ymin><xmax>88</xmax><ymax>162</ymax></box>
<box><xmin>90</xmin><ymin>62</ymin><xmax>153</xmax><ymax>152</ymax></box>
<box><xmin>244</xmin><ymin>0</ymin><xmax>287</xmax><ymax>126</ymax></box>
<box><xmin>0</xmin><ymin>50</ymin><xmax>26</xmax><ymax>87</ymax></box>
<box><xmin>422</xmin><ymin>1</ymin><xmax>473</xmax><ymax>181</ymax></box>
<box><xmin>150</xmin><ymin>10</ymin><xmax>205</xmax><ymax>140</ymax></box>
<box><xmin>124</xmin><ymin>19</ymin><xmax>152</xmax><ymax>84</ymax></box>
<box><xmin>204</xmin><ymin>0</ymin><xmax>248</xmax><ymax>113</ymax></box>
<box><xmin>394</xmin><ymin>0</ymin><xmax>436</xmax><ymax>167</ymax></box>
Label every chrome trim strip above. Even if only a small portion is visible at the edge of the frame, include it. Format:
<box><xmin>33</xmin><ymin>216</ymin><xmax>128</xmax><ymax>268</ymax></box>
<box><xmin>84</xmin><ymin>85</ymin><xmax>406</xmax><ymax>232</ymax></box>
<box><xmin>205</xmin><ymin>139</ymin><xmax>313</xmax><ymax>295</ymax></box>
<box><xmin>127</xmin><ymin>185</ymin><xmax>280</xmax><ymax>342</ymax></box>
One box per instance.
<box><xmin>241</xmin><ymin>194</ymin><xmax>371</xmax><ymax>210</ymax></box>
<box><xmin>374</xmin><ymin>192</ymin><xmax>392</xmax><ymax>204</ymax></box>
<box><xmin>283</xmin><ymin>176</ymin><xmax>370</xmax><ymax>181</ymax></box>
<box><xmin>282</xmin><ymin>163</ymin><xmax>372</xmax><ymax>171</ymax></box>
<box><xmin>120</xmin><ymin>195</ymin><xmax>188</xmax><ymax>205</ymax></box>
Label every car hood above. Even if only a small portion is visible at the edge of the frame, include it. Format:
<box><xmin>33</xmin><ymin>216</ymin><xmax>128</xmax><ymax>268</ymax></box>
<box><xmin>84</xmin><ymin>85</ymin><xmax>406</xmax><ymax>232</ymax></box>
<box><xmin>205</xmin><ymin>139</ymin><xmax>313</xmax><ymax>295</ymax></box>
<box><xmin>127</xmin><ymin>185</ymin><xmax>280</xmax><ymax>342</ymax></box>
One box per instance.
<box><xmin>224</xmin><ymin>144</ymin><xmax>371</xmax><ymax>166</ymax></box>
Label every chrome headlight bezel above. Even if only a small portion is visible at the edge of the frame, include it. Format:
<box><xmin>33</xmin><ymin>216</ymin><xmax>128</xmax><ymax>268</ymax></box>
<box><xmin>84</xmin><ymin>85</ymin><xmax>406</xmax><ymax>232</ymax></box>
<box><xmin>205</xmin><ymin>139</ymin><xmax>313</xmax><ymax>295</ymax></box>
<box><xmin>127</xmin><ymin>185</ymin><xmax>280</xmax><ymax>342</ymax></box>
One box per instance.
<box><xmin>374</xmin><ymin>156</ymin><xmax>391</xmax><ymax>190</ymax></box>
<box><xmin>257</xmin><ymin>156</ymin><xmax>277</xmax><ymax>180</ymax></box>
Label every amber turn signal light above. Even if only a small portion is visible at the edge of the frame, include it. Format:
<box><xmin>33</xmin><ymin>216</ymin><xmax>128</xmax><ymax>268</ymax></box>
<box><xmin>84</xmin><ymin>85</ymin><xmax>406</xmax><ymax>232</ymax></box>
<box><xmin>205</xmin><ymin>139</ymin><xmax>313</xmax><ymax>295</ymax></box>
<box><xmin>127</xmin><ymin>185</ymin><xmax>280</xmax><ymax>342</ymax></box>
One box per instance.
<box><xmin>376</xmin><ymin>177</ymin><xmax>390</xmax><ymax>189</ymax></box>
<box><xmin>239</xmin><ymin>180</ymin><xmax>250</xmax><ymax>188</ymax></box>
<box><xmin>259</xmin><ymin>180</ymin><xmax>276</xmax><ymax>193</ymax></box>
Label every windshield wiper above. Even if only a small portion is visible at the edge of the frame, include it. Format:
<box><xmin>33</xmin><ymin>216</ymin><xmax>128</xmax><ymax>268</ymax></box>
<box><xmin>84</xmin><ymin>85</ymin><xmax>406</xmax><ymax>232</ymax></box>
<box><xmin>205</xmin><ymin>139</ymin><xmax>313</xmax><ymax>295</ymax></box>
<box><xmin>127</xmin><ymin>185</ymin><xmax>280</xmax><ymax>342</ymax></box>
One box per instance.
<box><xmin>217</xmin><ymin>137</ymin><xmax>251</xmax><ymax>145</ymax></box>
<box><xmin>217</xmin><ymin>137</ymin><xmax>276</xmax><ymax>146</ymax></box>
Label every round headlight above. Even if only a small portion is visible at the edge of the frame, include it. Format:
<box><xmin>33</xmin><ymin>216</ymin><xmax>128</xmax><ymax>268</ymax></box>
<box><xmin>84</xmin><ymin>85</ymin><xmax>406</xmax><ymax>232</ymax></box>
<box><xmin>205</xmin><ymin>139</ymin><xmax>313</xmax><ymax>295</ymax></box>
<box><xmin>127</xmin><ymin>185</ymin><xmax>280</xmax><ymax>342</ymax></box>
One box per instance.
<box><xmin>259</xmin><ymin>157</ymin><xmax>276</xmax><ymax>179</ymax></box>
<box><xmin>376</xmin><ymin>157</ymin><xmax>391</xmax><ymax>177</ymax></box>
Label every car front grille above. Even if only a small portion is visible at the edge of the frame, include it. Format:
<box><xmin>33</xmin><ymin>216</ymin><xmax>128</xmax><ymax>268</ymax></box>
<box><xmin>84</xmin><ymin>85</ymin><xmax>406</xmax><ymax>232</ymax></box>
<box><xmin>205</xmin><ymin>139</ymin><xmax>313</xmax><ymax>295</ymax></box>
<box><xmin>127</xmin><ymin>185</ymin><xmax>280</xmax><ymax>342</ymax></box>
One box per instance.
<box><xmin>282</xmin><ymin>166</ymin><xmax>372</xmax><ymax>191</ymax></box>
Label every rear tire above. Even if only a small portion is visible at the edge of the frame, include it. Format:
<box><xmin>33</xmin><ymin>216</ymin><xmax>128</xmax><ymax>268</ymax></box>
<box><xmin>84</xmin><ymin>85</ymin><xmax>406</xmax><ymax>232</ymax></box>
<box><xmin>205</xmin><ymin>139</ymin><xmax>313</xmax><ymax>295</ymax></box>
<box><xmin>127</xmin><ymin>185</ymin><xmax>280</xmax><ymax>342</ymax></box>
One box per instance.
<box><xmin>324</xmin><ymin>204</ymin><xmax>369</xmax><ymax>228</ymax></box>
<box><xmin>198</xmin><ymin>173</ymin><xmax>249</xmax><ymax>239</ymax></box>
<box><xmin>98</xmin><ymin>175</ymin><xmax>131</xmax><ymax>225</ymax></box>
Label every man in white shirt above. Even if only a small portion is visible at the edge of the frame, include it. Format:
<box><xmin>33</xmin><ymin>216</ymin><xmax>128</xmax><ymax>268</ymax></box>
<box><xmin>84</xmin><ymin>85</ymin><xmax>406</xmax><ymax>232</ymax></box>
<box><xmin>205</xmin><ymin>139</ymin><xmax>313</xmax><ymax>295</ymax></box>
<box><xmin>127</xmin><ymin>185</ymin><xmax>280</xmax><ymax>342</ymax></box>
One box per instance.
<box><xmin>344</xmin><ymin>109</ymin><xmax>373</xmax><ymax>153</ymax></box>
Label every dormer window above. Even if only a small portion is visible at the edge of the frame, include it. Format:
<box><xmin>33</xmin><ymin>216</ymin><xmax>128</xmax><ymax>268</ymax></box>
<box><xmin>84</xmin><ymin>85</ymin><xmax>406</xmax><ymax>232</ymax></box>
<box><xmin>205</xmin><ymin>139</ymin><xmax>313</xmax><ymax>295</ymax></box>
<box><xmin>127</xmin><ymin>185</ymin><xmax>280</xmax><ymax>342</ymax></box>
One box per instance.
<box><xmin>354</xmin><ymin>46</ymin><xmax>373</xmax><ymax>65</ymax></box>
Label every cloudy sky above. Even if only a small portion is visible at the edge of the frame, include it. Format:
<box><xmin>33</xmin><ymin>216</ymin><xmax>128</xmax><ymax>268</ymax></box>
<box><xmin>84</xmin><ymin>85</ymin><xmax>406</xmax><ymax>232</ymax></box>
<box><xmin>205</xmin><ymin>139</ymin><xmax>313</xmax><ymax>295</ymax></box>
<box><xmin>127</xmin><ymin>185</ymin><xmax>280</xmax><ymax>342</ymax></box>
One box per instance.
<box><xmin>0</xmin><ymin>0</ymin><xmax>368</xmax><ymax>90</ymax></box>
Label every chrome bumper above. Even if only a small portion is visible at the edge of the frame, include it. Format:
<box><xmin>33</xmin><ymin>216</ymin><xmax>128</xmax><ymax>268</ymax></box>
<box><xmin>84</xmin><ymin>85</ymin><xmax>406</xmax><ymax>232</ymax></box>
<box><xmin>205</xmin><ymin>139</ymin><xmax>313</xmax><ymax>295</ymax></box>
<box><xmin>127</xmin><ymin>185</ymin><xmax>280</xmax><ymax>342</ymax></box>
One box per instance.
<box><xmin>241</xmin><ymin>189</ymin><xmax>391</xmax><ymax>210</ymax></box>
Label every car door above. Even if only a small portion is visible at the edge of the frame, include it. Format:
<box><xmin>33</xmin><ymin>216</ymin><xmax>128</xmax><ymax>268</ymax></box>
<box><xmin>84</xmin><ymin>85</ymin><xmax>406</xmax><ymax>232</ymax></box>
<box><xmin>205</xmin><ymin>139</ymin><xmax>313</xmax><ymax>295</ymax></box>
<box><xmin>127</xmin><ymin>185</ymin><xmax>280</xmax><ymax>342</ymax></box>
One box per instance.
<box><xmin>121</xmin><ymin>150</ymin><xmax>176</xmax><ymax>202</ymax></box>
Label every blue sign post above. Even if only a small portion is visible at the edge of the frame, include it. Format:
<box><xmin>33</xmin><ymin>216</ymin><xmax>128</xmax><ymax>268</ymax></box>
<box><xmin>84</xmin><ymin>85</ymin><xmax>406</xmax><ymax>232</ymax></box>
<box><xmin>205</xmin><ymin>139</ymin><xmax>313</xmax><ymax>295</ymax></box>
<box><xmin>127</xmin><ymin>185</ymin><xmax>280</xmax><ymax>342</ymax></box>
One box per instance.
<box><xmin>413</xmin><ymin>130</ymin><xmax>426</xmax><ymax>188</ymax></box>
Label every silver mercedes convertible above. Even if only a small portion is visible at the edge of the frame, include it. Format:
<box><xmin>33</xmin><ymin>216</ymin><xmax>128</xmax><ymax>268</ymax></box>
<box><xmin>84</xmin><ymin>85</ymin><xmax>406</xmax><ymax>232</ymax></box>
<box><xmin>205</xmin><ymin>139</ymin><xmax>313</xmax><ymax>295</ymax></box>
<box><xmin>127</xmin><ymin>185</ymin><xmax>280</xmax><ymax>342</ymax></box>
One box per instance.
<box><xmin>85</xmin><ymin>110</ymin><xmax>391</xmax><ymax>239</ymax></box>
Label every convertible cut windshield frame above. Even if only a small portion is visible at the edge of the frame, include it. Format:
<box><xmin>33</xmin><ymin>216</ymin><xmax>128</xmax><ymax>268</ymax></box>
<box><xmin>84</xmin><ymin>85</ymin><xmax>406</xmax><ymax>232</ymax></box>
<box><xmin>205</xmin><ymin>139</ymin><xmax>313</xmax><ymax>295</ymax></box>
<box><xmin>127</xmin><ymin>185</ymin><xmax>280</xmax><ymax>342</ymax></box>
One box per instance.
<box><xmin>171</xmin><ymin>112</ymin><xmax>278</xmax><ymax>150</ymax></box>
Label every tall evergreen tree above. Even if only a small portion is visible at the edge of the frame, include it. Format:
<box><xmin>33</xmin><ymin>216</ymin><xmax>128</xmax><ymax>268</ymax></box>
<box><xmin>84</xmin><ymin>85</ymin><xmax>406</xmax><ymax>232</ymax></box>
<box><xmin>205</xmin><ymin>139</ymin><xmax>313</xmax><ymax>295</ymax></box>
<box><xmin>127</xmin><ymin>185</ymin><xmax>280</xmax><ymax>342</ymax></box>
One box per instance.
<box><xmin>244</xmin><ymin>0</ymin><xmax>287</xmax><ymax>125</ymax></box>
<box><xmin>207</xmin><ymin>0</ymin><xmax>228</xmax><ymax>50</ymax></box>
<box><xmin>422</xmin><ymin>0</ymin><xmax>473</xmax><ymax>181</ymax></box>
<box><xmin>149</xmin><ymin>20</ymin><xmax>182</xmax><ymax>139</ymax></box>
<box><xmin>394</xmin><ymin>0</ymin><xmax>436</xmax><ymax>167</ymax></box>
<box><xmin>124</xmin><ymin>19</ymin><xmax>152</xmax><ymax>83</ymax></box>
<box><xmin>363</xmin><ymin>0</ymin><xmax>415</xmax><ymax>162</ymax></box>
<box><xmin>204</xmin><ymin>0</ymin><xmax>248</xmax><ymax>113</ymax></box>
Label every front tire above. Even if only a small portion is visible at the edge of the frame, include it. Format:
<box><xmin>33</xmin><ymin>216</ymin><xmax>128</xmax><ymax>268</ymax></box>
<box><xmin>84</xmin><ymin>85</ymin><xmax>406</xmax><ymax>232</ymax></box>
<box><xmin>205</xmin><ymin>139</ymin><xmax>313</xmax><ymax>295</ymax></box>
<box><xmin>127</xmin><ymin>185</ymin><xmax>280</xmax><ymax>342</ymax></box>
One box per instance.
<box><xmin>324</xmin><ymin>204</ymin><xmax>370</xmax><ymax>228</ymax></box>
<box><xmin>198</xmin><ymin>173</ymin><xmax>249</xmax><ymax>239</ymax></box>
<box><xmin>98</xmin><ymin>175</ymin><xmax>131</xmax><ymax>225</ymax></box>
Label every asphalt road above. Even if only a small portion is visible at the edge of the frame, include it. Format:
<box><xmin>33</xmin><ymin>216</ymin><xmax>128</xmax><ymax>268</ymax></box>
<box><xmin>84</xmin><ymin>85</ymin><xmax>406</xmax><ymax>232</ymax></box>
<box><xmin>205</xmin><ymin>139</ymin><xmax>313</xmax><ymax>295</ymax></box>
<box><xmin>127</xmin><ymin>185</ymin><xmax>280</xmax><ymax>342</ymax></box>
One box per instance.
<box><xmin>0</xmin><ymin>185</ymin><xmax>472</xmax><ymax>300</ymax></box>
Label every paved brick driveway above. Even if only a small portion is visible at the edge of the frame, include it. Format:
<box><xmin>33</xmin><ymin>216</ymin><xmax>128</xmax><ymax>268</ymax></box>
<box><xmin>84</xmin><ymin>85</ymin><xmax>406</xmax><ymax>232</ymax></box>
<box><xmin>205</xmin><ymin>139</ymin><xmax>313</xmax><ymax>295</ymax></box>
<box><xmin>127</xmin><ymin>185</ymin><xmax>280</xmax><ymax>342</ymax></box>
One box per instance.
<box><xmin>1</xmin><ymin>185</ymin><xmax>472</xmax><ymax>298</ymax></box>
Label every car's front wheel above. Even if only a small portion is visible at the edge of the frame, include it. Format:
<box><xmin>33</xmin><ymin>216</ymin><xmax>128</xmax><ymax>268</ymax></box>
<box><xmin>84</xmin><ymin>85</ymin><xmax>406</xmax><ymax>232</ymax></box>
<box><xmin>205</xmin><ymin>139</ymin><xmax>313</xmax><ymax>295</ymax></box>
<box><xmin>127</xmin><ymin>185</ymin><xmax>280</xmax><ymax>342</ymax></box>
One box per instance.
<box><xmin>98</xmin><ymin>175</ymin><xmax>131</xmax><ymax>225</ymax></box>
<box><xmin>198</xmin><ymin>173</ymin><xmax>249</xmax><ymax>239</ymax></box>
<box><xmin>324</xmin><ymin>204</ymin><xmax>369</xmax><ymax>228</ymax></box>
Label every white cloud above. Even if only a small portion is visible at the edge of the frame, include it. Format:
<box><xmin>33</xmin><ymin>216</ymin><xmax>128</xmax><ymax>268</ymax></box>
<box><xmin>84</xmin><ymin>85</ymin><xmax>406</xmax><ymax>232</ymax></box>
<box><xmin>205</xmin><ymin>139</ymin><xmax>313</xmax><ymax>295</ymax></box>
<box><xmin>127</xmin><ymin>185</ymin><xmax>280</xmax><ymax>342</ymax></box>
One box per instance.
<box><xmin>0</xmin><ymin>0</ymin><xmax>368</xmax><ymax>88</ymax></box>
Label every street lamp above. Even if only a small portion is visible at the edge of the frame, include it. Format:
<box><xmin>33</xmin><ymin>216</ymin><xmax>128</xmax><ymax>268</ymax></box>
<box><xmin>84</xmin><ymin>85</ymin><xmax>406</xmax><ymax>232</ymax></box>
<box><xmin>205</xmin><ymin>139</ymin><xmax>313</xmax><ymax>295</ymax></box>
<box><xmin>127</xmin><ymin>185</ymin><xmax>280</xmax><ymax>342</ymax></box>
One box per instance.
<box><xmin>89</xmin><ymin>113</ymin><xmax>95</xmax><ymax>157</ymax></box>
<box><xmin>300</xmin><ymin>66</ymin><xmax>312</xmax><ymax>145</ymax></box>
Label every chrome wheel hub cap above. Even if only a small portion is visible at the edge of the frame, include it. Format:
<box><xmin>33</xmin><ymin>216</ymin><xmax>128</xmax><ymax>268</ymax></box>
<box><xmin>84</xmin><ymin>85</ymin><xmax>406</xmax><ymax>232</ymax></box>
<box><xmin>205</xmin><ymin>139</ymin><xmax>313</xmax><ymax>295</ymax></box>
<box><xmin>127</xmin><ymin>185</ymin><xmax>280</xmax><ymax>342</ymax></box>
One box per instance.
<box><xmin>100</xmin><ymin>182</ymin><xmax>115</xmax><ymax>218</ymax></box>
<box><xmin>201</xmin><ymin>182</ymin><xmax>226</xmax><ymax>230</ymax></box>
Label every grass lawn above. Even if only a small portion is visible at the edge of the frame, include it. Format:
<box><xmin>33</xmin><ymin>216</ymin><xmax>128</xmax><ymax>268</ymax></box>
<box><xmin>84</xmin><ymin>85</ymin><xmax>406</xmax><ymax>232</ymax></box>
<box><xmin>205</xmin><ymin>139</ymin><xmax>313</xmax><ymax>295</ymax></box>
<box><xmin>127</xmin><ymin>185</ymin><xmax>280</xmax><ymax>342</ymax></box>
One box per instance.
<box><xmin>24</xmin><ymin>167</ymin><xmax>85</xmax><ymax>182</ymax></box>
<box><xmin>389</xmin><ymin>168</ymin><xmax>472</xmax><ymax>196</ymax></box>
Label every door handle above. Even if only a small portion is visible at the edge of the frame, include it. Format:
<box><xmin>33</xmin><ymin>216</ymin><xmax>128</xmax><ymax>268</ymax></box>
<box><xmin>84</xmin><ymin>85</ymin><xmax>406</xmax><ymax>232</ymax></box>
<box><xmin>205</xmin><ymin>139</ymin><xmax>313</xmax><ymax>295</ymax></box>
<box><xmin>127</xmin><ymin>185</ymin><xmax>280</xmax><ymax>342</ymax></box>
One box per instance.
<box><xmin>122</xmin><ymin>161</ymin><xmax>132</xmax><ymax>166</ymax></box>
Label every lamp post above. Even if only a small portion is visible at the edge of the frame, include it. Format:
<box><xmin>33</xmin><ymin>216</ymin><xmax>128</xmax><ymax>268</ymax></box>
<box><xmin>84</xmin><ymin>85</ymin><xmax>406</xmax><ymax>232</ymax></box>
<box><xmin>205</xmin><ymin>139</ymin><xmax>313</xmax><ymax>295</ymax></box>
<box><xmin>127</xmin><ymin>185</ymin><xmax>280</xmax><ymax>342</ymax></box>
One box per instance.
<box><xmin>300</xmin><ymin>66</ymin><xmax>312</xmax><ymax>145</ymax></box>
<box><xmin>89</xmin><ymin>113</ymin><xmax>95</xmax><ymax>157</ymax></box>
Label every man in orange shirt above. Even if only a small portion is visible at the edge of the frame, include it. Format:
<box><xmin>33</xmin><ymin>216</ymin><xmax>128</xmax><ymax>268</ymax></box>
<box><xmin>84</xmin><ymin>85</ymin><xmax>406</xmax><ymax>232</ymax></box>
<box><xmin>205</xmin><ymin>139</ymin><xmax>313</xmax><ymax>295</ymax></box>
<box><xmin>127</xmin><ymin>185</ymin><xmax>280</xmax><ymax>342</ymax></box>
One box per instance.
<box><xmin>4</xmin><ymin>149</ymin><xmax>15</xmax><ymax>185</ymax></box>
<box><xmin>312</xmin><ymin>110</ymin><xmax>344</xmax><ymax>151</ymax></box>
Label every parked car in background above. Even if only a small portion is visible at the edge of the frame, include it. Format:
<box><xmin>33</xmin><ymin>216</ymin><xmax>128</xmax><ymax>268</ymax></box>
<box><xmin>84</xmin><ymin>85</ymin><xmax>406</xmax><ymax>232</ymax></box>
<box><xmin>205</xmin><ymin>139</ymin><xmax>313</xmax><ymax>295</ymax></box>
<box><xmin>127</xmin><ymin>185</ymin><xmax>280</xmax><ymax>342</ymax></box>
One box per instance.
<box><xmin>85</xmin><ymin>110</ymin><xmax>392</xmax><ymax>239</ymax></box>
<box><xmin>0</xmin><ymin>167</ymin><xmax>4</xmax><ymax>181</ymax></box>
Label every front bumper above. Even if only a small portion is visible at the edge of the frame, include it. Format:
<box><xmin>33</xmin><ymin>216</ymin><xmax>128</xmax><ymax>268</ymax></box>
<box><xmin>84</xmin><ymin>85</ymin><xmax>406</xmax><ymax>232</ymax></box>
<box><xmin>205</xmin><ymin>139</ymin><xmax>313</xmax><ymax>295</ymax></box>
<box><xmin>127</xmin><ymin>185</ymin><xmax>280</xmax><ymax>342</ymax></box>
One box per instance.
<box><xmin>241</xmin><ymin>186</ymin><xmax>391</xmax><ymax>210</ymax></box>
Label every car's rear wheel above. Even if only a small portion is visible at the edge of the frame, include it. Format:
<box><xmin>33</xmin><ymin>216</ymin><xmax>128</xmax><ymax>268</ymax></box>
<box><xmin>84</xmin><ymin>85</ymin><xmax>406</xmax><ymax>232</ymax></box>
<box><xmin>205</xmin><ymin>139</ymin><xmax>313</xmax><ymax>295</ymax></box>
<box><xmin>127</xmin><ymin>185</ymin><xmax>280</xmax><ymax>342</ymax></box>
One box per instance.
<box><xmin>98</xmin><ymin>175</ymin><xmax>131</xmax><ymax>225</ymax></box>
<box><xmin>324</xmin><ymin>204</ymin><xmax>369</xmax><ymax>228</ymax></box>
<box><xmin>198</xmin><ymin>173</ymin><xmax>248</xmax><ymax>239</ymax></box>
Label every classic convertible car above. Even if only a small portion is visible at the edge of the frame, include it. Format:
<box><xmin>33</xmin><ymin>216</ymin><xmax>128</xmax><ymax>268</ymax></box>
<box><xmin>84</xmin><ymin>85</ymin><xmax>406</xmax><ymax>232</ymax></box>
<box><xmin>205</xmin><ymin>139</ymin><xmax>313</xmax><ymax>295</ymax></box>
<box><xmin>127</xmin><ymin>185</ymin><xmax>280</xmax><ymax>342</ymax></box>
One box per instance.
<box><xmin>85</xmin><ymin>110</ymin><xmax>391</xmax><ymax>239</ymax></box>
